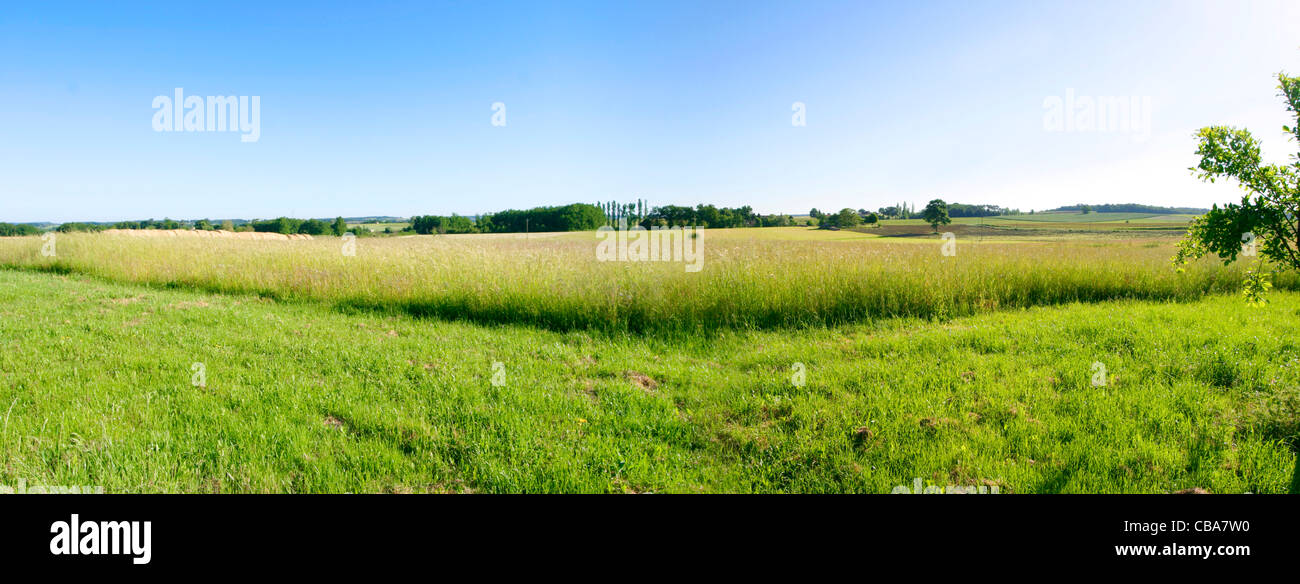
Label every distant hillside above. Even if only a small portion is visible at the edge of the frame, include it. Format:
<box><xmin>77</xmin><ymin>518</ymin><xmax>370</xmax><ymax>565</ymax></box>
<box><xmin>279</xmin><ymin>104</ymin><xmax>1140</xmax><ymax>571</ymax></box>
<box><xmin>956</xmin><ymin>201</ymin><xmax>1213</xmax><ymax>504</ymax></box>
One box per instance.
<box><xmin>21</xmin><ymin>216</ymin><xmax>411</xmax><ymax>229</ymax></box>
<box><xmin>340</xmin><ymin>216</ymin><xmax>406</xmax><ymax>223</ymax></box>
<box><xmin>1051</xmin><ymin>204</ymin><xmax>1207</xmax><ymax>215</ymax></box>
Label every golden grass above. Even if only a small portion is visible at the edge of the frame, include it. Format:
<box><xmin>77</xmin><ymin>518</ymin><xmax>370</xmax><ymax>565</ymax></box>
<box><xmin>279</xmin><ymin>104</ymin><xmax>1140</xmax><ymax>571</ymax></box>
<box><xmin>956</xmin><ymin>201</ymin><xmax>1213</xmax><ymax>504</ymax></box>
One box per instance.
<box><xmin>0</xmin><ymin>230</ymin><xmax>1286</xmax><ymax>332</ymax></box>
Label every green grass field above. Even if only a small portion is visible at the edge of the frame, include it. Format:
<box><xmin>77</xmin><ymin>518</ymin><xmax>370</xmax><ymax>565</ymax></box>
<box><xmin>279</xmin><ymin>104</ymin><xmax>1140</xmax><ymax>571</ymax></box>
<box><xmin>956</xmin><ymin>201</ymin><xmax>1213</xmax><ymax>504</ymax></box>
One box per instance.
<box><xmin>0</xmin><ymin>225</ymin><xmax>1296</xmax><ymax>493</ymax></box>
<box><xmin>986</xmin><ymin>212</ymin><xmax>1186</xmax><ymax>223</ymax></box>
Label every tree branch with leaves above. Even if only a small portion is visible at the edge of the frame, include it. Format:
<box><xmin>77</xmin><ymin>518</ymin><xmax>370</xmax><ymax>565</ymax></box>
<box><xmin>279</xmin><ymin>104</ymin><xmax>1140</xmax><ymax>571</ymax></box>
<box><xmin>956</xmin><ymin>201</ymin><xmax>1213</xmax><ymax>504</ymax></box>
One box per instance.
<box><xmin>1174</xmin><ymin>72</ymin><xmax>1300</xmax><ymax>304</ymax></box>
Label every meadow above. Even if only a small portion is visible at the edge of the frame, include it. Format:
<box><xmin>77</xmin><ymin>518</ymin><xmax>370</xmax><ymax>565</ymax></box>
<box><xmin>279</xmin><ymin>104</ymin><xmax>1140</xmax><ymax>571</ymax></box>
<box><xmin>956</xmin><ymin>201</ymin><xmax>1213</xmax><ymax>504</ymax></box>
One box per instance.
<box><xmin>0</xmin><ymin>221</ymin><xmax>1297</xmax><ymax>493</ymax></box>
<box><xmin>0</xmin><ymin>224</ymin><xmax>1291</xmax><ymax>334</ymax></box>
<box><xmin>982</xmin><ymin>211</ymin><xmax>1199</xmax><ymax>224</ymax></box>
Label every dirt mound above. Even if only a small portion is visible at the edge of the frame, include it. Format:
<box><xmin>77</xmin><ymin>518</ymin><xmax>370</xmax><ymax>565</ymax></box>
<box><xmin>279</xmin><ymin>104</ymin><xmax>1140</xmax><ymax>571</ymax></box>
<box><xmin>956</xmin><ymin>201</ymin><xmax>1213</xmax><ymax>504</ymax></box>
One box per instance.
<box><xmin>101</xmin><ymin>229</ymin><xmax>314</xmax><ymax>241</ymax></box>
<box><xmin>624</xmin><ymin>371</ymin><xmax>659</xmax><ymax>391</ymax></box>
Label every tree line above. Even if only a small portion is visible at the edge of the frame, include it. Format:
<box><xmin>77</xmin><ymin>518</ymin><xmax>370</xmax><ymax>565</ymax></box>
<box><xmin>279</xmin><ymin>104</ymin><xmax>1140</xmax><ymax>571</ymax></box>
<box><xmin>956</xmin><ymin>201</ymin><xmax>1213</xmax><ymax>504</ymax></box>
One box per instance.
<box><xmin>1054</xmin><ymin>203</ymin><xmax>1209</xmax><ymax>215</ymax></box>
<box><xmin>0</xmin><ymin>223</ymin><xmax>42</xmax><ymax>236</ymax></box>
<box><xmin>636</xmin><ymin>204</ymin><xmax>795</xmax><ymax>228</ymax></box>
<box><xmin>873</xmin><ymin>202</ymin><xmax>1022</xmax><ymax>219</ymax></box>
<box><xmin>41</xmin><ymin>217</ymin><xmax>357</xmax><ymax>236</ymax></box>
<box><xmin>248</xmin><ymin>217</ymin><xmax>349</xmax><ymax>236</ymax></box>
<box><xmin>809</xmin><ymin>208</ymin><xmax>873</xmax><ymax>229</ymax></box>
<box><xmin>9</xmin><ymin>198</ymin><xmax>1168</xmax><ymax>239</ymax></box>
<box><xmin>409</xmin><ymin>202</ymin><xmax>799</xmax><ymax>234</ymax></box>
<box><xmin>409</xmin><ymin>203</ymin><xmax>606</xmax><ymax>234</ymax></box>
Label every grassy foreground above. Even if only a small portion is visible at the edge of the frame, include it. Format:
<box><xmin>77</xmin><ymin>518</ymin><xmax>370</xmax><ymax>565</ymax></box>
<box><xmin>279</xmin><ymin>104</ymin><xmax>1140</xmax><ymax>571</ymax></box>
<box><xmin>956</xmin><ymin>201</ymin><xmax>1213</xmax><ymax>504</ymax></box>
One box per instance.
<box><xmin>1</xmin><ymin>269</ymin><xmax>1295</xmax><ymax>493</ymax></box>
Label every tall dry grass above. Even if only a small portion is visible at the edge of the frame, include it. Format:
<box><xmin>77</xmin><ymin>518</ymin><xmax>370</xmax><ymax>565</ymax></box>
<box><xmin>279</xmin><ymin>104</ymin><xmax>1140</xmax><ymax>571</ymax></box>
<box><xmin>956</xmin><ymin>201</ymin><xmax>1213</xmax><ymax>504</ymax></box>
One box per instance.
<box><xmin>0</xmin><ymin>231</ymin><xmax>1287</xmax><ymax>332</ymax></box>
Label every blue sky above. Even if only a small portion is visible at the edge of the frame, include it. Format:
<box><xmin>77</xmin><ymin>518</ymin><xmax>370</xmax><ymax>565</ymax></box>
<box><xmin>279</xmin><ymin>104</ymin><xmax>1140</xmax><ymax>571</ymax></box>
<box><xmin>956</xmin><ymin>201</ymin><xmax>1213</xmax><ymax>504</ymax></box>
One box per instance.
<box><xmin>2</xmin><ymin>0</ymin><xmax>1298</xmax><ymax>222</ymax></box>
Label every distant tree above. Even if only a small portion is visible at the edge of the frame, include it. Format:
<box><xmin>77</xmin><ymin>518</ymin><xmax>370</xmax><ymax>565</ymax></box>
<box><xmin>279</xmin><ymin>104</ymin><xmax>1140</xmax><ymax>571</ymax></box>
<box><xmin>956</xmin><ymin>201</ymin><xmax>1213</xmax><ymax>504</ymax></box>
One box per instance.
<box><xmin>0</xmin><ymin>223</ymin><xmax>42</xmax><ymax>237</ymax></box>
<box><xmin>922</xmin><ymin>199</ymin><xmax>951</xmax><ymax>232</ymax></box>
<box><xmin>1054</xmin><ymin>203</ymin><xmax>1208</xmax><ymax>214</ymax></box>
<box><xmin>332</xmin><ymin>217</ymin><xmax>347</xmax><ymax>236</ymax></box>
<box><xmin>56</xmin><ymin>222</ymin><xmax>103</xmax><ymax>233</ymax></box>
<box><xmin>834</xmin><ymin>208</ymin><xmax>861</xmax><ymax>228</ymax></box>
<box><xmin>444</xmin><ymin>214</ymin><xmax>475</xmax><ymax>233</ymax></box>
<box><xmin>946</xmin><ymin>203</ymin><xmax>1012</xmax><ymax>218</ymax></box>
<box><xmin>410</xmin><ymin>215</ymin><xmax>441</xmax><ymax>234</ymax></box>
<box><xmin>221</xmin><ymin>219</ymin><xmax>235</xmax><ymax>231</ymax></box>
<box><xmin>1079</xmin><ymin>204</ymin><xmax>1092</xmax><ymax>215</ymax></box>
<box><xmin>1175</xmin><ymin>72</ymin><xmax>1300</xmax><ymax>304</ymax></box>
<box><xmin>691</xmin><ymin>204</ymin><xmax>719</xmax><ymax>228</ymax></box>
<box><xmin>863</xmin><ymin>212</ymin><xmax>879</xmax><ymax>225</ymax></box>
<box><xmin>552</xmin><ymin>204</ymin><xmax>606</xmax><ymax>231</ymax></box>
<box><xmin>759</xmin><ymin>214</ymin><xmax>793</xmax><ymax>227</ymax></box>
<box><xmin>423</xmin><ymin>204</ymin><xmax>600</xmax><ymax>234</ymax></box>
<box><xmin>814</xmin><ymin>208</ymin><xmax>862</xmax><ymax>230</ymax></box>
<box><xmin>251</xmin><ymin>217</ymin><xmax>302</xmax><ymax>234</ymax></box>
<box><xmin>298</xmin><ymin>219</ymin><xmax>330</xmax><ymax>235</ymax></box>
<box><xmin>194</xmin><ymin>219</ymin><xmax>213</xmax><ymax>230</ymax></box>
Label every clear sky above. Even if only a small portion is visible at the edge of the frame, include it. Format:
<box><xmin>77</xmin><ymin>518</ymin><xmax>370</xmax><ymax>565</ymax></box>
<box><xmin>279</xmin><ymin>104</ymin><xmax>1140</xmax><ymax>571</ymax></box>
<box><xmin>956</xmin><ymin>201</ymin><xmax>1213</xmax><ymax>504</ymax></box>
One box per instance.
<box><xmin>2</xmin><ymin>0</ymin><xmax>1298</xmax><ymax>223</ymax></box>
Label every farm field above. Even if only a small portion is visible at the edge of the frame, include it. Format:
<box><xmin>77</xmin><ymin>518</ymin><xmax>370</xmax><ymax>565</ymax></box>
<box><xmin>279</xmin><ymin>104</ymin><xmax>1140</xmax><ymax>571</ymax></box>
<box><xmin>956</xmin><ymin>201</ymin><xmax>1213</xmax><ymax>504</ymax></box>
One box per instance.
<box><xmin>1</xmin><ymin>226</ymin><xmax>1287</xmax><ymax>333</ymax></box>
<box><xmin>881</xmin><ymin>212</ymin><xmax>1196</xmax><ymax>232</ymax></box>
<box><xmin>985</xmin><ymin>211</ymin><xmax>1195</xmax><ymax>224</ymax></box>
<box><xmin>0</xmin><ymin>226</ymin><xmax>1297</xmax><ymax>493</ymax></box>
<box><xmin>348</xmin><ymin>222</ymin><xmax>411</xmax><ymax>232</ymax></box>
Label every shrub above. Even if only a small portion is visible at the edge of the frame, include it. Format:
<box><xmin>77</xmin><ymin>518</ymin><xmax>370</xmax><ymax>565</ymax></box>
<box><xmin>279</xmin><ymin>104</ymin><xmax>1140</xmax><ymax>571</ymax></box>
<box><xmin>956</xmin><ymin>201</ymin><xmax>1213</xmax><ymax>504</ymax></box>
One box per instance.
<box><xmin>0</xmin><ymin>223</ymin><xmax>42</xmax><ymax>237</ymax></box>
<box><xmin>298</xmin><ymin>219</ymin><xmax>330</xmax><ymax>235</ymax></box>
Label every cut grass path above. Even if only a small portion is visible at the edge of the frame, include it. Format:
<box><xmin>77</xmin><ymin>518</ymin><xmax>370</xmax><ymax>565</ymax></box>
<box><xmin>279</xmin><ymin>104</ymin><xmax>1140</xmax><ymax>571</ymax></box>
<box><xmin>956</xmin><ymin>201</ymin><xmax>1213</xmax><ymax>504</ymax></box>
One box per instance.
<box><xmin>0</xmin><ymin>270</ymin><xmax>1295</xmax><ymax>493</ymax></box>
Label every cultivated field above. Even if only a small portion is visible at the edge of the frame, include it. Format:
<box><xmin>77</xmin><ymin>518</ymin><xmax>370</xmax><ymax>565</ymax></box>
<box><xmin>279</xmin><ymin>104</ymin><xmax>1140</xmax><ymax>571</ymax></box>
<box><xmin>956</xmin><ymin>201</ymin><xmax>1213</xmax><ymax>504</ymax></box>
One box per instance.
<box><xmin>0</xmin><ymin>222</ymin><xmax>1296</xmax><ymax>493</ymax></box>
<box><xmin>348</xmin><ymin>222</ymin><xmax>411</xmax><ymax>232</ymax></box>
